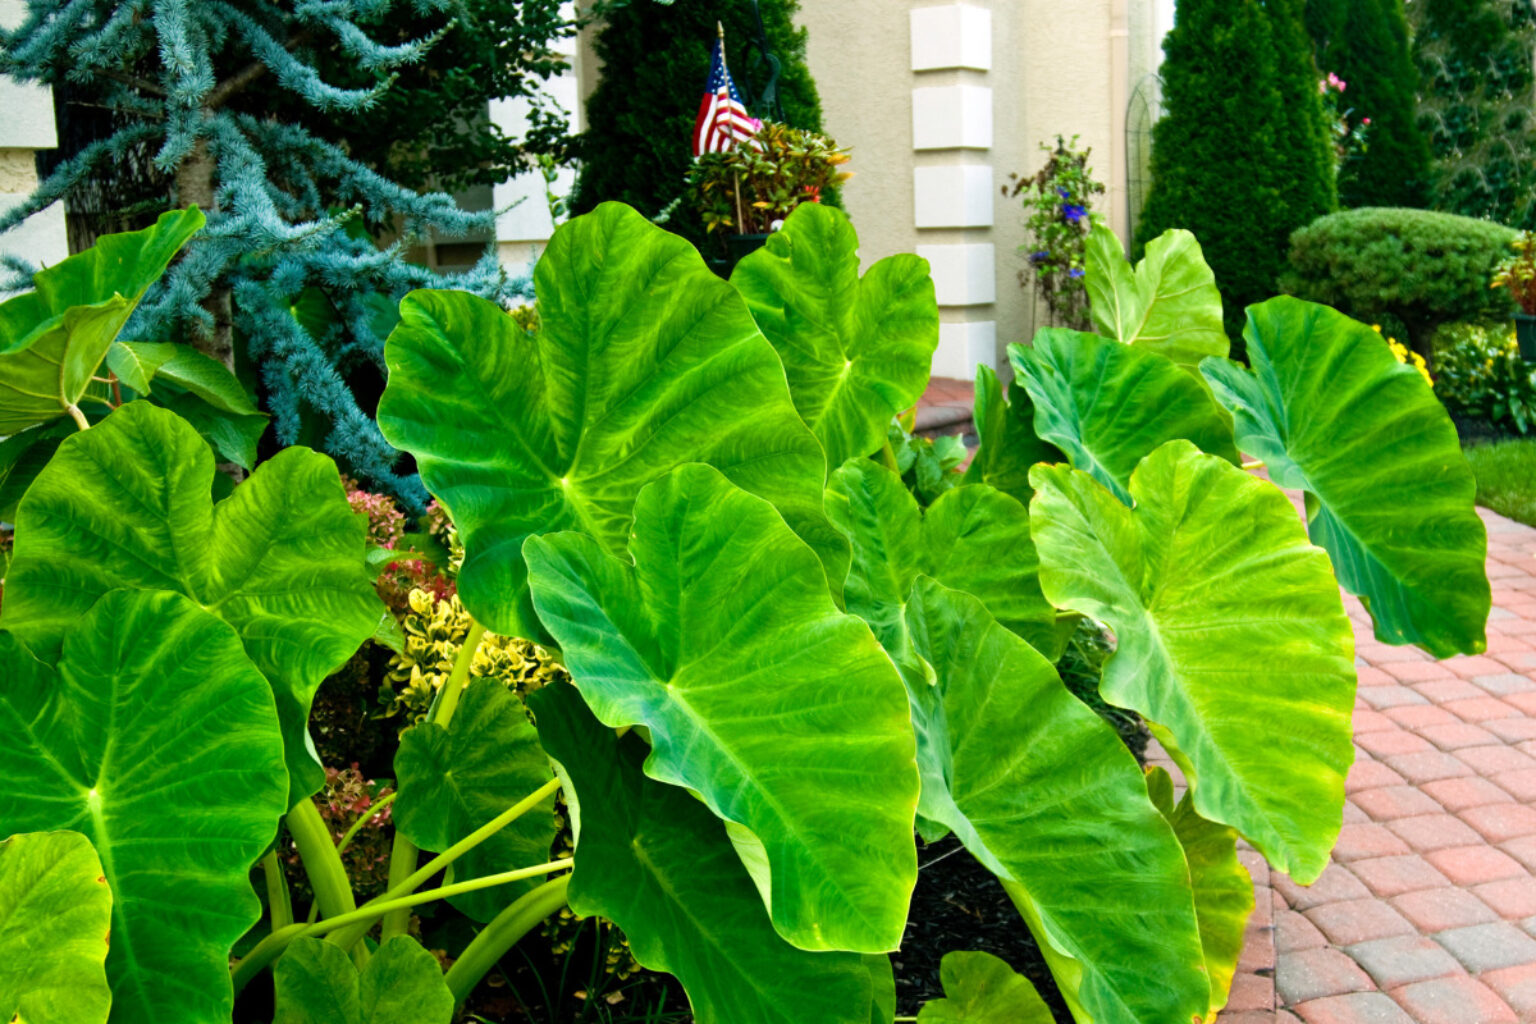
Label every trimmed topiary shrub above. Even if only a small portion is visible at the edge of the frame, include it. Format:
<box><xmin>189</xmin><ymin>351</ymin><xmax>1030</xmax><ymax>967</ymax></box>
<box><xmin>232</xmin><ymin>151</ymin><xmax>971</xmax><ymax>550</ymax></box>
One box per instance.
<box><xmin>569</xmin><ymin>0</ymin><xmax>830</xmax><ymax>250</ymax></box>
<box><xmin>1305</xmin><ymin>0</ymin><xmax>1433</xmax><ymax>208</ymax></box>
<box><xmin>1282</xmin><ymin>206</ymin><xmax>1517</xmax><ymax>359</ymax></box>
<box><xmin>1138</xmin><ymin>0</ymin><xmax>1335</xmax><ymax>336</ymax></box>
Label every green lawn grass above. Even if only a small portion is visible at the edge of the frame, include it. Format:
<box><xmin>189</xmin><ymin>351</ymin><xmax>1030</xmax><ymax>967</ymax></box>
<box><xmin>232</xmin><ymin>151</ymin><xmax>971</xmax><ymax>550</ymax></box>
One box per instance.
<box><xmin>1464</xmin><ymin>439</ymin><xmax>1536</xmax><ymax>527</ymax></box>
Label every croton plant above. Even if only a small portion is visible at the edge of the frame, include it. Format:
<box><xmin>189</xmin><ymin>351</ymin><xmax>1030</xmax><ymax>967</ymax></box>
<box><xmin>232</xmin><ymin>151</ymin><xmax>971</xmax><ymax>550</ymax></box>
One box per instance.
<box><xmin>0</xmin><ymin>201</ymin><xmax>1488</xmax><ymax>1024</ymax></box>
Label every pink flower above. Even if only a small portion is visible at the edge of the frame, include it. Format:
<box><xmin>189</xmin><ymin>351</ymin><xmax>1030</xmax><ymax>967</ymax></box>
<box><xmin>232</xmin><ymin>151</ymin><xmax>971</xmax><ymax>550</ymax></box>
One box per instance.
<box><xmin>1362</xmin><ymin>117</ymin><xmax>1372</xmax><ymax>126</ymax></box>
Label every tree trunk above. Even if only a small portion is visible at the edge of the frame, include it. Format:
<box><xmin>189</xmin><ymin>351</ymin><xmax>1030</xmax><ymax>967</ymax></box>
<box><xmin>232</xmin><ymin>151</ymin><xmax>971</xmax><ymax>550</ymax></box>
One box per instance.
<box><xmin>174</xmin><ymin>137</ymin><xmax>236</xmax><ymax>374</ymax></box>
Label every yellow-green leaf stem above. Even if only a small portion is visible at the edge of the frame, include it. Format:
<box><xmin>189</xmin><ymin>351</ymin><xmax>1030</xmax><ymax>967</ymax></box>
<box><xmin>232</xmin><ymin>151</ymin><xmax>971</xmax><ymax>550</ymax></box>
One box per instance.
<box><xmin>234</xmin><ymin>859</ymin><xmax>572</xmax><ymax>992</ymax></box>
<box><xmin>262</xmin><ymin>850</ymin><xmax>294</xmax><ymax>932</ymax></box>
<box><xmin>328</xmin><ymin>775</ymin><xmax>563</xmax><ymax>953</ymax></box>
<box><xmin>380</xmin><ymin>619</ymin><xmax>486</xmax><ymax>940</ymax></box>
<box><xmin>443</xmin><ymin>875</ymin><xmax>574</xmax><ymax>1003</ymax></box>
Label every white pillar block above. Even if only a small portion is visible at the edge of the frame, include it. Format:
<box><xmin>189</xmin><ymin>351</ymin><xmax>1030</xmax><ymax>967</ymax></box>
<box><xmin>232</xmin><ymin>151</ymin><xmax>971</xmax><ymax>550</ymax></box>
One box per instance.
<box><xmin>913</xmin><ymin>165</ymin><xmax>993</xmax><ymax>228</ymax></box>
<box><xmin>910</xmin><ymin>6</ymin><xmax>992</xmax><ymax>72</ymax></box>
<box><xmin>0</xmin><ymin>197</ymin><xmax>68</xmax><ymax>278</ymax></box>
<box><xmin>930</xmin><ymin>321</ymin><xmax>996</xmax><ymax>381</ymax></box>
<box><xmin>912</xmin><ymin>85</ymin><xmax>992</xmax><ymax>151</ymax></box>
<box><xmin>916</xmin><ymin>242</ymin><xmax>995</xmax><ymax>306</ymax></box>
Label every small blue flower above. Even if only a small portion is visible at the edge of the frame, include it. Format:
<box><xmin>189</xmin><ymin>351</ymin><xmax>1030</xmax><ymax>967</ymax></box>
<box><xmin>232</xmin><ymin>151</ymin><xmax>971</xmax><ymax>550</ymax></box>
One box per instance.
<box><xmin>1029</xmin><ymin>250</ymin><xmax>1051</xmax><ymax>265</ymax></box>
<box><xmin>1062</xmin><ymin>204</ymin><xmax>1088</xmax><ymax>225</ymax></box>
<box><xmin>1068</xmin><ymin>267</ymin><xmax>1085</xmax><ymax>279</ymax></box>
<box><xmin>1056</xmin><ymin>186</ymin><xmax>1070</xmax><ymax>200</ymax></box>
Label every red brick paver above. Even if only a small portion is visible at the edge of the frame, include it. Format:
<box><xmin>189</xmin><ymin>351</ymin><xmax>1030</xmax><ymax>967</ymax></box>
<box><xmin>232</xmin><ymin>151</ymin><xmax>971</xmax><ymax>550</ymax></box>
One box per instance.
<box><xmin>1217</xmin><ymin>508</ymin><xmax>1536</xmax><ymax>1023</ymax></box>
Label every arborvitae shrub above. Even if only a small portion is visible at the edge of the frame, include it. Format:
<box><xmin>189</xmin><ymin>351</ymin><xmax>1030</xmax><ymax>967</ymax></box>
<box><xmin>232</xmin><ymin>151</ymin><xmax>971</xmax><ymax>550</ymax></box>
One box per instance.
<box><xmin>1305</xmin><ymin>0</ymin><xmax>1433</xmax><ymax>208</ymax></box>
<box><xmin>1282</xmin><ymin>207</ymin><xmax>1517</xmax><ymax>358</ymax></box>
<box><xmin>569</xmin><ymin>0</ymin><xmax>830</xmax><ymax>250</ymax></box>
<box><xmin>1138</xmin><ymin>0</ymin><xmax>1334</xmax><ymax>337</ymax></box>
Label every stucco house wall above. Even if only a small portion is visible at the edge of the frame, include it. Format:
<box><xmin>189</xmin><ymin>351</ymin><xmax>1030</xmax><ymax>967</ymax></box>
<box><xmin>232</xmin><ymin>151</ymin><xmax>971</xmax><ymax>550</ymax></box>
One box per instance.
<box><xmin>0</xmin><ymin>0</ymin><xmax>70</xmax><ymax>281</ymax></box>
<box><xmin>798</xmin><ymin>0</ymin><xmax>1170</xmax><ymax>379</ymax></box>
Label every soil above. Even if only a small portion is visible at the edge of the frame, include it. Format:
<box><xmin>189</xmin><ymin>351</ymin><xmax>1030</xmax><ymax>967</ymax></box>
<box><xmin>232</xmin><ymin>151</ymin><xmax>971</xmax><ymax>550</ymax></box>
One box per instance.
<box><xmin>895</xmin><ymin>834</ymin><xmax>1073</xmax><ymax>1023</ymax></box>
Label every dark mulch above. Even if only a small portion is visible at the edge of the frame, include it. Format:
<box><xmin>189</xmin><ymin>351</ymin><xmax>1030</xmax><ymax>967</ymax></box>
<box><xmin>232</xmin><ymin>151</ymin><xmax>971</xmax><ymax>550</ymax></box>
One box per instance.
<box><xmin>894</xmin><ymin>835</ymin><xmax>1074</xmax><ymax>1023</ymax></box>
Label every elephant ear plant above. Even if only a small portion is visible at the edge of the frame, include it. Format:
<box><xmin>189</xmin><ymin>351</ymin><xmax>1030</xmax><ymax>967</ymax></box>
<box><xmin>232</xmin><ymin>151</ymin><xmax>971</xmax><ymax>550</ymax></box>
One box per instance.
<box><xmin>0</xmin><ymin>199</ymin><xmax>1489</xmax><ymax>1024</ymax></box>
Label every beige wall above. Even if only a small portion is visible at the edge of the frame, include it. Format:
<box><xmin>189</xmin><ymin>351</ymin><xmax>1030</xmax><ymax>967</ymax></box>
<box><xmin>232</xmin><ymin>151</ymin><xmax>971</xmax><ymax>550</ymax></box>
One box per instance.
<box><xmin>800</xmin><ymin>0</ymin><xmax>1159</xmax><ymax>374</ymax></box>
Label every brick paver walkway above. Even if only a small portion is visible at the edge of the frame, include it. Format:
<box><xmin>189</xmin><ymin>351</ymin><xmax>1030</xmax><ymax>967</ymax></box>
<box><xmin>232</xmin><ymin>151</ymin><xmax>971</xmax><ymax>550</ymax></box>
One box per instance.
<box><xmin>1211</xmin><ymin>506</ymin><xmax>1536</xmax><ymax>1024</ymax></box>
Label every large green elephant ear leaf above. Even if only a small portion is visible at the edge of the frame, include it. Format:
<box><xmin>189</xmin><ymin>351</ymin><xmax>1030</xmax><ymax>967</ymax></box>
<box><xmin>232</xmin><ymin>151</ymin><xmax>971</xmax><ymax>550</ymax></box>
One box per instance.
<box><xmin>826</xmin><ymin>458</ymin><xmax>1059</xmax><ymax>666</ymax></box>
<box><xmin>528</xmin><ymin>681</ymin><xmax>880</xmax><ymax>1024</ymax></box>
<box><xmin>1029</xmin><ymin>441</ymin><xmax>1357</xmax><ymax>881</ymax></box>
<box><xmin>960</xmin><ymin>365</ymin><xmax>1061</xmax><ymax>507</ymax></box>
<box><xmin>272</xmin><ymin>936</ymin><xmax>454</xmax><ymax>1024</ymax></box>
<box><xmin>1085</xmin><ymin>223</ymin><xmax>1228</xmax><ymax>370</ymax></box>
<box><xmin>0</xmin><ymin>207</ymin><xmax>204</xmax><ymax>433</ymax></box>
<box><xmin>916</xmin><ymin>952</ymin><xmax>1054</xmax><ymax>1024</ymax></box>
<box><xmin>0</xmin><ymin>830</ymin><xmax>113</xmax><ymax>1024</ymax></box>
<box><xmin>392</xmin><ymin>678</ymin><xmax>557</xmax><ymax>921</ymax></box>
<box><xmin>903</xmin><ymin>578</ymin><xmax>1209</xmax><ymax>1024</ymax></box>
<box><xmin>1009</xmin><ymin>329</ymin><xmax>1239</xmax><ymax>505</ymax></box>
<box><xmin>730</xmin><ymin>201</ymin><xmax>939</xmax><ymax>466</ymax></box>
<box><xmin>378</xmin><ymin>202</ymin><xmax>846</xmax><ymax>641</ymax></box>
<box><xmin>524</xmin><ymin>463</ymin><xmax>918</xmax><ymax>953</ymax></box>
<box><xmin>1145</xmin><ymin>767</ymin><xmax>1254</xmax><ymax>1019</ymax></box>
<box><xmin>0</xmin><ymin>590</ymin><xmax>288</xmax><ymax>1024</ymax></box>
<box><xmin>1</xmin><ymin>401</ymin><xmax>385</xmax><ymax>804</ymax></box>
<box><xmin>1201</xmin><ymin>296</ymin><xmax>1490</xmax><ymax>657</ymax></box>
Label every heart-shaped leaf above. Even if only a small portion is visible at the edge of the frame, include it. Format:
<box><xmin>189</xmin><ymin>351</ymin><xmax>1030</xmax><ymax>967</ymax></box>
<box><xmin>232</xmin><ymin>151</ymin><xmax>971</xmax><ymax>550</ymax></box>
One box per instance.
<box><xmin>1009</xmin><ymin>329</ymin><xmax>1239</xmax><ymax>505</ymax></box>
<box><xmin>826</xmin><ymin>458</ymin><xmax>1059</xmax><ymax>668</ymax></box>
<box><xmin>393</xmin><ymin>678</ymin><xmax>558</xmax><ymax>921</ymax></box>
<box><xmin>916</xmin><ymin>952</ymin><xmax>1053</xmax><ymax>1023</ymax></box>
<box><xmin>731</xmin><ymin>201</ymin><xmax>938</xmax><ymax>466</ymax></box>
<box><xmin>902</xmin><ymin>579</ymin><xmax>1209</xmax><ymax>1024</ymax></box>
<box><xmin>106</xmin><ymin>341</ymin><xmax>179</xmax><ymax>394</ymax></box>
<box><xmin>272</xmin><ymin>936</ymin><xmax>454</xmax><ymax>1024</ymax></box>
<box><xmin>1201</xmin><ymin>297</ymin><xmax>1490</xmax><ymax>657</ymax></box>
<box><xmin>0</xmin><ymin>420</ymin><xmax>72</xmax><ymax>521</ymax></box>
<box><xmin>1146</xmin><ymin>767</ymin><xmax>1254</xmax><ymax>1018</ymax></box>
<box><xmin>1</xmin><ymin>401</ymin><xmax>384</xmax><ymax>804</ymax></box>
<box><xmin>0</xmin><ymin>830</ymin><xmax>113</xmax><ymax>1024</ymax></box>
<box><xmin>1029</xmin><ymin>441</ymin><xmax>1357</xmax><ymax>881</ymax></box>
<box><xmin>0</xmin><ymin>589</ymin><xmax>288</xmax><ymax>1024</ymax></box>
<box><xmin>524</xmin><ymin>463</ymin><xmax>918</xmax><ymax>953</ymax></box>
<box><xmin>960</xmin><ymin>365</ymin><xmax>1061</xmax><ymax>507</ymax></box>
<box><xmin>529</xmin><ymin>681</ymin><xmax>881</xmax><ymax>1024</ymax></box>
<box><xmin>1085</xmin><ymin>223</ymin><xmax>1228</xmax><ymax>371</ymax></box>
<box><xmin>0</xmin><ymin>208</ymin><xmax>204</xmax><ymax>432</ymax></box>
<box><xmin>378</xmin><ymin>202</ymin><xmax>846</xmax><ymax>641</ymax></box>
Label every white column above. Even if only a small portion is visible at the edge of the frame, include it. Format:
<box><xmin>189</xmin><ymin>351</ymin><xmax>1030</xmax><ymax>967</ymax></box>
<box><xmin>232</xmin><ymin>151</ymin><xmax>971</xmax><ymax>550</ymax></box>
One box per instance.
<box><xmin>910</xmin><ymin>5</ymin><xmax>995</xmax><ymax>381</ymax></box>
<box><xmin>0</xmin><ymin>0</ymin><xmax>69</xmax><ymax>275</ymax></box>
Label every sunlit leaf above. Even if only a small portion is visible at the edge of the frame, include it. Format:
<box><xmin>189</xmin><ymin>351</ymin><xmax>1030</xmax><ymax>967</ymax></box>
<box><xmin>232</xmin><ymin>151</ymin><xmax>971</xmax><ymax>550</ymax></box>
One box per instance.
<box><xmin>1030</xmin><ymin>441</ymin><xmax>1356</xmax><ymax>880</ymax></box>
<box><xmin>0</xmin><ymin>590</ymin><xmax>287</xmax><ymax>1024</ymax></box>
<box><xmin>525</xmin><ymin>464</ymin><xmax>918</xmax><ymax>953</ymax></box>
<box><xmin>1201</xmin><ymin>297</ymin><xmax>1489</xmax><ymax>657</ymax></box>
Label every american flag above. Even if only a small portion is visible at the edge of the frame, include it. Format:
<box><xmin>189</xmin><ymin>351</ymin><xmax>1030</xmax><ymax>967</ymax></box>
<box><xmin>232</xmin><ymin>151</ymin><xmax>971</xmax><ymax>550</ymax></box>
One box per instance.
<box><xmin>692</xmin><ymin>36</ymin><xmax>763</xmax><ymax>156</ymax></box>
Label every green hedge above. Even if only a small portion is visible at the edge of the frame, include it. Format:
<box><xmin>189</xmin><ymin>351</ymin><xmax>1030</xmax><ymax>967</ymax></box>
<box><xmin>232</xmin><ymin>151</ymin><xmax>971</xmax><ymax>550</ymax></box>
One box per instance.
<box><xmin>1282</xmin><ymin>207</ymin><xmax>1516</xmax><ymax>356</ymax></box>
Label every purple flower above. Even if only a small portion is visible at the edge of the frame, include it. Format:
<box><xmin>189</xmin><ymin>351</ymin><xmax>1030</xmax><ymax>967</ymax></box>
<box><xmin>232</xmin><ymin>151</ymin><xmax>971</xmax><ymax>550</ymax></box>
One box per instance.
<box><xmin>1068</xmin><ymin>267</ymin><xmax>1085</xmax><ymax>279</ymax></box>
<box><xmin>1056</xmin><ymin>186</ymin><xmax>1071</xmax><ymax>200</ymax></box>
<box><xmin>1028</xmin><ymin>250</ymin><xmax>1050</xmax><ymax>265</ymax></box>
<box><xmin>1062</xmin><ymin>203</ymin><xmax>1088</xmax><ymax>225</ymax></box>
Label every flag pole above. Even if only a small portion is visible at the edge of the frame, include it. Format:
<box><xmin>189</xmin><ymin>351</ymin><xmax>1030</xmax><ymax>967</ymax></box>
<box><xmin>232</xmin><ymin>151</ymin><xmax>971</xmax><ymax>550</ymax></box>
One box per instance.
<box><xmin>719</xmin><ymin>20</ymin><xmax>748</xmax><ymax>235</ymax></box>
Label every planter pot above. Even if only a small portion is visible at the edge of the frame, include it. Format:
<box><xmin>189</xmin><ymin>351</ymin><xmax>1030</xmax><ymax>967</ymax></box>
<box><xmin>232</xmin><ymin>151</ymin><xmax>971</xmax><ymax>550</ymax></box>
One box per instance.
<box><xmin>1517</xmin><ymin>313</ymin><xmax>1536</xmax><ymax>361</ymax></box>
<box><xmin>708</xmin><ymin>233</ymin><xmax>772</xmax><ymax>281</ymax></box>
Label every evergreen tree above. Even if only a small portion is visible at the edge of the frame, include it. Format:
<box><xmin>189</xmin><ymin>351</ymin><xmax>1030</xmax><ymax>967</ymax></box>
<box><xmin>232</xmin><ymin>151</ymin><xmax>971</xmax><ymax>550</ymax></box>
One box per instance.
<box><xmin>1306</xmin><ymin>0</ymin><xmax>1431</xmax><ymax>208</ymax></box>
<box><xmin>569</xmin><ymin>0</ymin><xmax>830</xmax><ymax>248</ymax></box>
<box><xmin>0</xmin><ymin>0</ymin><xmax>549</xmax><ymax>503</ymax></box>
<box><xmin>1265</xmin><ymin>0</ymin><xmax>1337</xmax><ymax>239</ymax></box>
<box><xmin>1139</xmin><ymin>0</ymin><xmax>1334</xmax><ymax>333</ymax></box>
<box><xmin>1410</xmin><ymin>0</ymin><xmax>1536</xmax><ymax>227</ymax></box>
